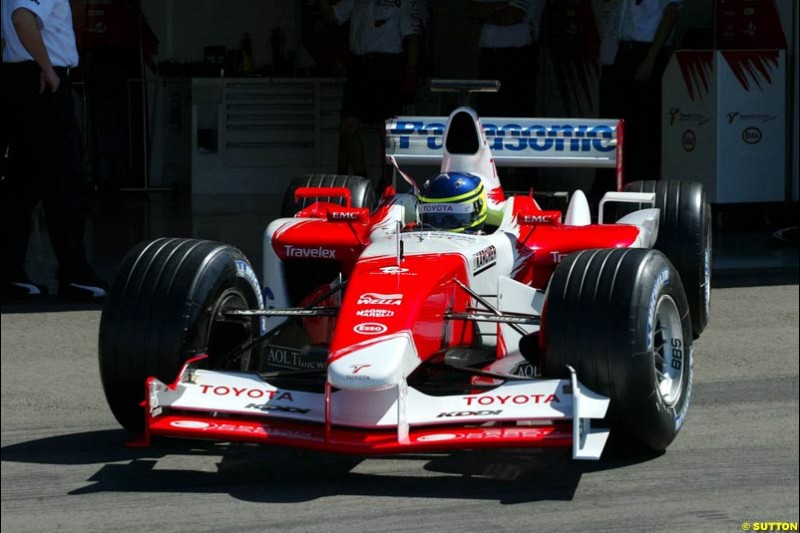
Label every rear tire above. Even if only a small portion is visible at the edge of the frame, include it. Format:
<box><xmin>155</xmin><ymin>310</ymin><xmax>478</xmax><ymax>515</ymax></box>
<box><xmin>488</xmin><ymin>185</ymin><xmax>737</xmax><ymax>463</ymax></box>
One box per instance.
<box><xmin>618</xmin><ymin>180</ymin><xmax>711</xmax><ymax>337</ymax></box>
<box><xmin>99</xmin><ymin>238</ymin><xmax>263</xmax><ymax>432</ymax></box>
<box><xmin>281</xmin><ymin>174</ymin><xmax>377</xmax><ymax>217</ymax></box>
<box><xmin>279</xmin><ymin>174</ymin><xmax>375</xmax><ymax>304</ymax></box>
<box><xmin>543</xmin><ymin>248</ymin><xmax>694</xmax><ymax>452</ymax></box>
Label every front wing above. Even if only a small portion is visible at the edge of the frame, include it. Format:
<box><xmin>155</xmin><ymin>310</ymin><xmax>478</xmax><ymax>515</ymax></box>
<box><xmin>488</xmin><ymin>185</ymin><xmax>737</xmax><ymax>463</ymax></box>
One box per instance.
<box><xmin>133</xmin><ymin>356</ymin><xmax>611</xmax><ymax>460</ymax></box>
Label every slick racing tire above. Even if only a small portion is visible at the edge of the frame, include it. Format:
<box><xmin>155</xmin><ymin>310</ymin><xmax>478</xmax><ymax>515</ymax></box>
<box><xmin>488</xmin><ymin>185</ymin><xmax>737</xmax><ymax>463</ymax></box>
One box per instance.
<box><xmin>99</xmin><ymin>238</ymin><xmax>263</xmax><ymax>433</ymax></box>
<box><xmin>543</xmin><ymin>248</ymin><xmax>694</xmax><ymax>452</ymax></box>
<box><xmin>281</xmin><ymin>174</ymin><xmax>377</xmax><ymax>217</ymax></box>
<box><xmin>617</xmin><ymin>180</ymin><xmax>711</xmax><ymax>337</ymax></box>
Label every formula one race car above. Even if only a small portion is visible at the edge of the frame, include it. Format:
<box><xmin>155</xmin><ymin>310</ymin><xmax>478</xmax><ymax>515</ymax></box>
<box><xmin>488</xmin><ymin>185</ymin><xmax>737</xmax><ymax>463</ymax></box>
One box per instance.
<box><xmin>99</xmin><ymin>81</ymin><xmax>711</xmax><ymax>459</ymax></box>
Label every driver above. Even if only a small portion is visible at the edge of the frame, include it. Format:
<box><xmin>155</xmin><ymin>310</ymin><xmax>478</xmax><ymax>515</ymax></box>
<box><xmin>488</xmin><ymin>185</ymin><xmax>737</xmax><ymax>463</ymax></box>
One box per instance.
<box><xmin>417</xmin><ymin>172</ymin><xmax>488</xmax><ymax>233</ymax></box>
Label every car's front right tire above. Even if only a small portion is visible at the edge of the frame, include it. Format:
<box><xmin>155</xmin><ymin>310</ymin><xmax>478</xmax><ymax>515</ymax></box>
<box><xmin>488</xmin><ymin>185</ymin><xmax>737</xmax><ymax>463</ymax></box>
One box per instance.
<box><xmin>99</xmin><ymin>238</ymin><xmax>262</xmax><ymax>433</ymax></box>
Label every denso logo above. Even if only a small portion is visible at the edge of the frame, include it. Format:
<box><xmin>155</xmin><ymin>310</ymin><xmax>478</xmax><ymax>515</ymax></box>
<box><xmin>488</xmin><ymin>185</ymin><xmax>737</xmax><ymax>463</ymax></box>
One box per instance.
<box><xmin>357</xmin><ymin>293</ymin><xmax>402</xmax><ymax>305</ymax></box>
<box><xmin>413</xmin><ymin>428</ymin><xmax>550</xmax><ymax>442</ymax></box>
<box><xmin>463</xmin><ymin>394</ymin><xmax>560</xmax><ymax>406</ymax></box>
<box><xmin>170</xmin><ymin>420</ymin><xmax>211</xmax><ymax>429</ymax></box>
<box><xmin>353</xmin><ymin>322</ymin><xmax>388</xmax><ymax>335</ymax></box>
<box><xmin>391</xmin><ymin>121</ymin><xmax>615</xmax><ymax>152</ymax></box>
<box><xmin>169</xmin><ymin>420</ymin><xmax>268</xmax><ymax>435</ymax></box>
<box><xmin>284</xmin><ymin>245</ymin><xmax>336</xmax><ymax>259</ymax></box>
<box><xmin>168</xmin><ymin>420</ymin><xmax>317</xmax><ymax>439</ymax></box>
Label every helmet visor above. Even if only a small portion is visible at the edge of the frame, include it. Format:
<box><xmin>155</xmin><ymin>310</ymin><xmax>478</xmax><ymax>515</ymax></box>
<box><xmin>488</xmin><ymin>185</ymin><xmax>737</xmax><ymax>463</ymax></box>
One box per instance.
<box><xmin>419</xmin><ymin>201</ymin><xmax>479</xmax><ymax>230</ymax></box>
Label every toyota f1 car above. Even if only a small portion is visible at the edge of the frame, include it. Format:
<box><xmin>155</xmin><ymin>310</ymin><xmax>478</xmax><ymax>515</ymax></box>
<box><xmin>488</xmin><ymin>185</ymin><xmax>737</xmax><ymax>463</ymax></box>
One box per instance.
<box><xmin>99</xmin><ymin>81</ymin><xmax>711</xmax><ymax>460</ymax></box>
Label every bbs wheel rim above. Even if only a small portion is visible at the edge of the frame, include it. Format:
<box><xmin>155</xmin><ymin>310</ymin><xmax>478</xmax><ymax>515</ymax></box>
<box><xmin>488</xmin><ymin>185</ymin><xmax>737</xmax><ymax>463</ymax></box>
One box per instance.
<box><xmin>704</xmin><ymin>229</ymin><xmax>712</xmax><ymax>321</ymax></box>
<box><xmin>208</xmin><ymin>288</ymin><xmax>254</xmax><ymax>371</ymax></box>
<box><xmin>653</xmin><ymin>295</ymin><xmax>685</xmax><ymax>405</ymax></box>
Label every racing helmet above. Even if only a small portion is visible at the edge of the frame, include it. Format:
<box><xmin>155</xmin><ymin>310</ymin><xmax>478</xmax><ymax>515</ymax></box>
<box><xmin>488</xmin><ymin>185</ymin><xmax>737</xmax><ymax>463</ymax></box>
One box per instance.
<box><xmin>418</xmin><ymin>172</ymin><xmax>488</xmax><ymax>232</ymax></box>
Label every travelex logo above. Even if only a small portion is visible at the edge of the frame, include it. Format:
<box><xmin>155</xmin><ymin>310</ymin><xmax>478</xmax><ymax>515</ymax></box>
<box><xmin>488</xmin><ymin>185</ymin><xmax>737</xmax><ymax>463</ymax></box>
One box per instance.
<box><xmin>390</xmin><ymin>121</ymin><xmax>615</xmax><ymax>153</ymax></box>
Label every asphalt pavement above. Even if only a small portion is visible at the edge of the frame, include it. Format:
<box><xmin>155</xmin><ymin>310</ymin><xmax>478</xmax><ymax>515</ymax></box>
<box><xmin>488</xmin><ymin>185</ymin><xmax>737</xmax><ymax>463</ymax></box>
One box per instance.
<box><xmin>1</xmin><ymin>283</ymin><xmax>798</xmax><ymax>532</ymax></box>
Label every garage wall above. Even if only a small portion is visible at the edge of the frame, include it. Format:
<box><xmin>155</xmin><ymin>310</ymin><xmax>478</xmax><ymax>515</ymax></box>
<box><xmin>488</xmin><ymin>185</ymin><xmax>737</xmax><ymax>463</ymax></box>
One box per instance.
<box><xmin>141</xmin><ymin>0</ymin><xmax>299</xmax><ymax>69</ymax></box>
<box><xmin>775</xmin><ymin>0</ymin><xmax>799</xmax><ymax>200</ymax></box>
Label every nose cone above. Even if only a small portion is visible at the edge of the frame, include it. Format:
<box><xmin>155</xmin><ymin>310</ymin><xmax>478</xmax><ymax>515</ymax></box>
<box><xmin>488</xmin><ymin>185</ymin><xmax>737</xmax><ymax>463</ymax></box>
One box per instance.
<box><xmin>328</xmin><ymin>334</ymin><xmax>419</xmax><ymax>391</ymax></box>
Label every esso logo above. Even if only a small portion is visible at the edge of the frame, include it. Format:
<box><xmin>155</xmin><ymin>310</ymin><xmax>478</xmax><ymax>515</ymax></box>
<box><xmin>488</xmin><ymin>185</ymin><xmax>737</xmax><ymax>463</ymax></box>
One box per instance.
<box><xmin>353</xmin><ymin>322</ymin><xmax>388</xmax><ymax>335</ymax></box>
<box><xmin>681</xmin><ymin>130</ymin><xmax>696</xmax><ymax>152</ymax></box>
<box><xmin>742</xmin><ymin>127</ymin><xmax>762</xmax><ymax>144</ymax></box>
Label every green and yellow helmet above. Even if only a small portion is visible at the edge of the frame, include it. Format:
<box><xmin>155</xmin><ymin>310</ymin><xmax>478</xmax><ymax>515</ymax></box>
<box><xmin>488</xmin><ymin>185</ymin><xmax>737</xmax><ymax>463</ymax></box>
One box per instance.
<box><xmin>418</xmin><ymin>172</ymin><xmax>488</xmax><ymax>233</ymax></box>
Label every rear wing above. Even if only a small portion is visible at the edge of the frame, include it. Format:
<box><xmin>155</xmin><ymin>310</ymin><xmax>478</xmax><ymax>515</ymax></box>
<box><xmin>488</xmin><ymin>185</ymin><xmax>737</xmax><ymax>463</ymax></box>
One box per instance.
<box><xmin>385</xmin><ymin>116</ymin><xmax>625</xmax><ymax>188</ymax></box>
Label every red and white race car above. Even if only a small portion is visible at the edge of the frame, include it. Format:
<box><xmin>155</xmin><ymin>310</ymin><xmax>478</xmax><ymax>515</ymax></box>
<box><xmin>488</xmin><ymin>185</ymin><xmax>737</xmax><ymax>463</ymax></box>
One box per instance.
<box><xmin>99</xmin><ymin>81</ymin><xmax>711</xmax><ymax>460</ymax></box>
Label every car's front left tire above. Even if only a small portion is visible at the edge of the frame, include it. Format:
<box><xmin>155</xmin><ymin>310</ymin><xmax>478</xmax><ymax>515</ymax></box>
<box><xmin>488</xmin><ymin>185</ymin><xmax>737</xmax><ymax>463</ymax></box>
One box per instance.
<box><xmin>543</xmin><ymin>248</ymin><xmax>694</xmax><ymax>452</ymax></box>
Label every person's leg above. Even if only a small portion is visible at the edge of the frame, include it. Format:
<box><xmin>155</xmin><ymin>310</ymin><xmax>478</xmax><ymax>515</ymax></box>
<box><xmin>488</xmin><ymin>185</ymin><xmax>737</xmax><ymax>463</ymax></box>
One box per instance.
<box><xmin>496</xmin><ymin>46</ymin><xmax>536</xmax><ymax>117</ymax></box>
<box><xmin>477</xmin><ymin>48</ymin><xmax>503</xmax><ymax>117</ymax></box>
<box><xmin>38</xmin><ymin>71</ymin><xmax>105</xmax><ymax>298</ymax></box>
<box><xmin>622</xmin><ymin>44</ymin><xmax>660</xmax><ymax>182</ymax></box>
<box><xmin>40</xmin><ymin>75</ymin><xmax>89</xmax><ymax>274</ymax></box>
<box><xmin>632</xmin><ymin>49</ymin><xmax>670</xmax><ymax>182</ymax></box>
<box><xmin>338</xmin><ymin>114</ymin><xmax>365</xmax><ymax>176</ymax></box>
<box><xmin>371</xmin><ymin>54</ymin><xmax>403</xmax><ymax>188</ymax></box>
<box><xmin>1</xmin><ymin>63</ymin><xmax>49</xmax><ymax>297</ymax></box>
<box><xmin>2</xmin><ymin>142</ymin><xmax>45</xmax><ymax>289</ymax></box>
<box><xmin>593</xmin><ymin>59</ymin><xmax>627</xmax><ymax>201</ymax></box>
<box><xmin>337</xmin><ymin>54</ymin><xmax>368</xmax><ymax>176</ymax></box>
<box><xmin>493</xmin><ymin>46</ymin><xmax>538</xmax><ymax>191</ymax></box>
<box><xmin>352</xmin><ymin>54</ymin><xmax>403</xmax><ymax>183</ymax></box>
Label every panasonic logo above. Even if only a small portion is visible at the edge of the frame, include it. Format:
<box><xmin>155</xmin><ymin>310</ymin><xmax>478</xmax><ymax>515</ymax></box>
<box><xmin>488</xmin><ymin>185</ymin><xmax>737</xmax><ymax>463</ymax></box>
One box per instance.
<box><xmin>391</xmin><ymin>121</ymin><xmax>615</xmax><ymax>152</ymax></box>
<box><xmin>284</xmin><ymin>245</ymin><xmax>336</xmax><ymax>259</ymax></box>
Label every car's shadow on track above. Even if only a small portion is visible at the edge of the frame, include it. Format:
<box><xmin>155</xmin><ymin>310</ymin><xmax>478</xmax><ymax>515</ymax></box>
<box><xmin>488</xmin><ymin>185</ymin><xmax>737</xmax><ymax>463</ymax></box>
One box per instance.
<box><xmin>0</xmin><ymin>298</ymin><xmax>105</xmax><ymax>314</ymax></box>
<box><xmin>1</xmin><ymin>429</ymin><xmax>661</xmax><ymax>505</ymax></box>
